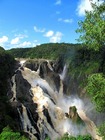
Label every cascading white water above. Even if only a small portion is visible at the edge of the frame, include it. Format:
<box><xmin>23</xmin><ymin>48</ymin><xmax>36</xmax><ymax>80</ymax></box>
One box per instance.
<box><xmin>10</xmin><ymin>59</ymin><xmax>102</xmax><ymax>140</ymax></box>
<box><xmin>59</xmin><ymin>64</ymin><xmax>67</xmax><ymax>80</ymax></box>
<box><xmin>47</xmin><ymin>60</ymin><xmax>53</xmax><ymax>71</ymax></box>
<box><xmin>21</xmin><ymin>67</ymin><xmax>58</xmax><ymax>103</ymax></box>
<box><xmin>17</xmin><ymin>104</ymin><xmax>38</xmax><ymax>140</ymax></box>
<box><xmin>10</xmin><ymin>74</ymin><xmax>17</xmax><ymax>102</ymax></box>
<box><xmin>20</xmin><ymin>60</ymin><xmax>26</xmax><ymax>66</ymax></box>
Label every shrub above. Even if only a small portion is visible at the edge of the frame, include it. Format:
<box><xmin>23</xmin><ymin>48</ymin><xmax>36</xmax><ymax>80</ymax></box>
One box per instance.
<box><xmin>0</xmin><ymin>126</ymin><xmax>29</xmax><ymax>140</ymax></box>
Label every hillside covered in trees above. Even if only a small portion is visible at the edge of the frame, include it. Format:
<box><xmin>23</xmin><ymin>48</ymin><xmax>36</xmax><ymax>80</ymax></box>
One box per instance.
<box><xmin>0</xmin><ymin>1</ymin><xmax>105</xmax><ymax>140</ymax></box>
<box><xmin>5</xmin><ymin>41</ymin><xmax>105</xmax><ymax>139</ymax></box>
<box><xmin>7</xmin><ymin>43</ymin><xmax>80</xmax><ymax>60</ymax></box>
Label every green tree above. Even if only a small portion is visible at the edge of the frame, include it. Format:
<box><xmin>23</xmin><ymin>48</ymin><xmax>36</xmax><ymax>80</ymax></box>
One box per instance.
<box><xmin>56</xmin><ymin>133</ymin><xmax>92</xmax><ymax>140</ymax></box>
<box><xmin>45</xmin><ymin>134</ymin><xmax>92</xmax><ymax>140</ymax></box>
<box><xmin>0</xmin><ymin>46</ymin><xmax>5</xmax><ymax>52</ymax></box>
<box><xmin>0</xmin><ymin>126</ymin><xmax>29</xmax><ymax>140</ymax></box>
<box><xmin>76</xmin><ymin>1</ymin><xmax>105</xmax><ymax>51</ymax></box>
<box><xmin>98</xmin><ymin>122</ymin><xmax>105</xmax><ymax>140</ymax></box>
<box><xmin>76</xmin><ymin>135</ymin><xmax>92</xmax><ymax>140</ymax></box>
<box><xmin>86</xmin><ymin>73</ymin><xmax>105</xmax><ymax>112</ymax></box>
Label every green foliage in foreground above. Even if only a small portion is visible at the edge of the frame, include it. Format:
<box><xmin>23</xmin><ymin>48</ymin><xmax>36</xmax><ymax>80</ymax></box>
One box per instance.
<box><xmin>76</xmin><ymin>2</ymin><xmax>105</xmax><ymax>51</ymax></box>
<box><xmin>99</xmin><ymin>122</ymin><xmax>105</xmax><ymax>140</ymax></box>
<box><xmin>60</xmin><ymin>134</ymin><xmax>92</xmax><ymax>140</ymax></box>
<box><xmin>45</xmin><ymin>133</ymin><xmax>92</xmax><ymax>140</ymax></box>
<box><xmin>0</xmin><ymin>126</ymin><xmax>29</xmax><ymax>140</ymax></box>
<box><xmin>86</xmin><ymin>73</ymin><xmax>105</xmax><ymax>112</ymax></box>
<box><xmin>86</xmin><ymin>73</ymin><xmax>105</xmax><ymax>138</ymax></box>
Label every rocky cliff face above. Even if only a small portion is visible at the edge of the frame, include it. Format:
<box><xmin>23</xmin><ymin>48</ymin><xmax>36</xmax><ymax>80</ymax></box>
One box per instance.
<box><xmin>8</xmin><ymin>59</ymin><xmax>102</xmax><ymax>140</ymax></box>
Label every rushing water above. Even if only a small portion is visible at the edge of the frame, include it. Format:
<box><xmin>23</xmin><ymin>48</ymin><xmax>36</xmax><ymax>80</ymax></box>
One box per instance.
<box><xmin>9</xmin><ymin>59</ymin><xmax>102</xmax><ymax>140</ymax></box>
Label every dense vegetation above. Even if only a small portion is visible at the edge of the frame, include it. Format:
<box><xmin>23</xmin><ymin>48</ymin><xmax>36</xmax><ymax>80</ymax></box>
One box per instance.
<box><xmin>0</xmin><ymin>47</ymin><xmax>16</xmax><ymax>130</ymax></box>
<box><xmin>0</xmin><ymin>47</ymin><xmax>29</xmax><ymax>139</ymax></box>
<box><xmin>0</xmin><ymin>126</ymin><xmax>28</xmax><ymax>140</ymax></box>
<box><xmin>76</xmin><ymin>2</ymin><xmax>105</xmax><ymax>51</ymax></box>
<box><xmin>76</xmin><ymin>1</ymin><xmax>105</xmax><ymax>139</ymax></box>
<box><xmin>0</xmin><ymin>1</ymin><xmax>105</xmax><ymax>140</ymax></box>
<box><xmin>76</xmin><ymin>0</ymin><xmax>105</xmax><ymax>110</ymax></box>
<box><xmin>0</xmin><ymin>47</ymin><xmax>15</xmax><ymax>96</ymax></box>
<box><xmin>7</xmin><ymin>44</ymin><xmax>105</xmax><ymax>139</ymax></box>
<box><xmin>59</xmin><ymin>134</ymin><xmax>92</xmax><ymax>140</ymax></box>
<box><xmin>45</xmin><ymin>133</ymin><xmax>92</xmax><ymax>140</ymax></box>
<box><xmin>7</xmin><ymin>48</ymin><xmax>32</xmax><ymax>58</ymax></box>
<box><xmin>7</xmin><ymin>43</ymin><xmax>80</xmax><ymax>60</ymax></box>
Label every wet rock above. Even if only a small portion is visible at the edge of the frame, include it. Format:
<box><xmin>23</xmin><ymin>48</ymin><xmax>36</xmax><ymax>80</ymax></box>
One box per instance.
<box><xmin>15</xmin><ymin>71</ymin><xmax>32</xmax><ymax>103</ymax></box>
<box><xmin>24</xmin><ymin>59</ymin><xmax>61</xmax><ymax>92</ymax></box>
<box><xmin>23</xmin><ymin>59</ymin><xmax>39</xmax><ymax>71</ymax></box>
<box><xmin>66</xmin><ymin>106</ymin><xmax>84</xmax><ymax>124</ymax></box>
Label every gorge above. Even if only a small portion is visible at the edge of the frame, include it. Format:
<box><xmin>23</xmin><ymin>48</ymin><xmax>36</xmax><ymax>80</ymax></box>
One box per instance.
<box><xmin>7</xmin><ymin>58</ymin><xmax>102</xmax><ymax>140</ymax></box>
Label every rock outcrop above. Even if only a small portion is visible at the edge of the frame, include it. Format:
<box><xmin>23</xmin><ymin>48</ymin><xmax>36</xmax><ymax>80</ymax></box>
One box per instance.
<box><xmin>7</xmin><ymin>59</ymin><xmax>102</xmax><ymax>140</ymax></box>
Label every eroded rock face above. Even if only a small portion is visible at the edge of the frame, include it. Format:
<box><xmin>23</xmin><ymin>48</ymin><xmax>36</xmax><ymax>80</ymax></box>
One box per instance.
<box><xmin>8</xmin><ymin>59</ymin><xmax>102</xmax><ymax>140</ymax></box>
<box><xmin>65</xmin><ymin>106</ymin><xmax>84</xmax><ymax>125</ymax></box>
<box><xmin>23</xmin><ymin>59</ymin><xmax>39</xmax><ymax>71</ymax></box>
<box><xmin>24</xmin><ymin>59</ymin><xmax>61</xmax><ymax>92</ymax></box>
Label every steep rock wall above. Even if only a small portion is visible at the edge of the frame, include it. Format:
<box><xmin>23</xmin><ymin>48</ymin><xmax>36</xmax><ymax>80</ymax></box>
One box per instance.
<box><xmin>8</xmin><ymin>59</ymin><xmax>102</xmax><ymax>140</ymax></box>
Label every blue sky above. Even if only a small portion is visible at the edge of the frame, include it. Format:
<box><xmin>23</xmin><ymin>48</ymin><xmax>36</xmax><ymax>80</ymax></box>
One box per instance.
<box><xmin>0</xmin><ymin>0</ymin><xmax>102</xmax><ymax>49</ymax></box>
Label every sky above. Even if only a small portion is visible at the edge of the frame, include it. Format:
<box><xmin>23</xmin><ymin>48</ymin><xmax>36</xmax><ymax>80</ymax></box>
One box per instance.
<box><xmin>0</xmin><ymin>0</ymin><xmax>103</xmax><ymax>49</ymax></box>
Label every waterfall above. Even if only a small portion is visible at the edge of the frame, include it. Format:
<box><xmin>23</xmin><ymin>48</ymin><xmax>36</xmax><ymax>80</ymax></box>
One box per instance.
<box><xmin>20</xmin><ymin>60</ymin><xmax>26</xmax><ymax>66</ymax></box>
<box><xmin>17</xmin><ymin>104</ymin><xmax>39</xmax><ymax>140</ymax></box>
<box><xmin>59</xmin><ymin>64</ymin><xmax>67</xmax><ymax>80</ymax></box>
<box><xmin>47</xmin><ymin>60</ymin><xmax>53</xmax><ymax>71</ymax></box>
<box><xmin>9</xmin><ymin>59</ymin><xmax>102</xmax><ymax>140</ymax></box>
<box><xmin>10</xmin><ymin>74</ymin><xmax>17</xmax><ymax>102</ymax></box>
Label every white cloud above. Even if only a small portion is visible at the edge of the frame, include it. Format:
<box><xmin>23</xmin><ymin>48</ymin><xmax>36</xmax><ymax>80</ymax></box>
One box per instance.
<box><xmin>18</xmin><ymin>41</ymin><xmax>40</xmax><ymax>48</ymax></box>
<box><xmin>11</xmin><ymin>33</ymin><xmax>28</xmax><ymax>45</ymax></box>
<box><xmin>31</xmin><ymin>40</ymin><xmax>40</xmax><ymax>47</ymax></box>
<box><xmin>50</xmin><ymin>32</ymin><xmax>63</xmax><ymax>43</ymax></box>
<box><xmin>77</xmin><ymin>0</ymin><xmax>104</xmax><ymax>16</ymax></box>
<box><xmin>58</xmin><ymin>18</ymin><xmax>73</xmax><ymax>23</ymax></box>
<box><xmin>63</xmin><ymin>19</ymin><xmax>73</xmax><ymax>23</ymax></box>
<box><xmin>11</xmin><ymin>37</ymin><xmax>20</xmax><ymax>45</ymax></box>
<box><xmin>34</xmin><ymin>26</ymin><xmax>45</xmax><ymax>33</ymax></box>
<box><xmin>20</xmin><ymin>41</ymin><xmax>31</xmax><ymax>47</ymax></box>
<box><xmin>55</xmin><ymin>0</ymin><xmax>61</xmax><ymax>5</ymax></box>
<box><xmin>31</xmin><ymin>40</ymin><xmax>39</xmax><ymax>47</ymax></box>
<box><xmin>13</xmin><ymin>41</ymin><xmax>32</xmax><ymax>48</ymax></box>
<box><xmin>10</xmin><ymin>39</ymin><xmax>39</xmax><ymax>48</ymax></box>
<box><xmin>77</xmin><ymin>0</ymin><xmax>94</xmax><ymax>16</ymax></box>
<box><xmin>0</xmin><ymin>36</ymin><xmax>8</xmax><ymax>44</ymax></box>
<box><xmin>44</xmin><ymin>30</ymin><xmax>54</xmax><ymax>37</ymax></box>
<box><xmin>44</xmin><ymin>30</ymin><xmax>63</xmax><ymax>43</ymax></box>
